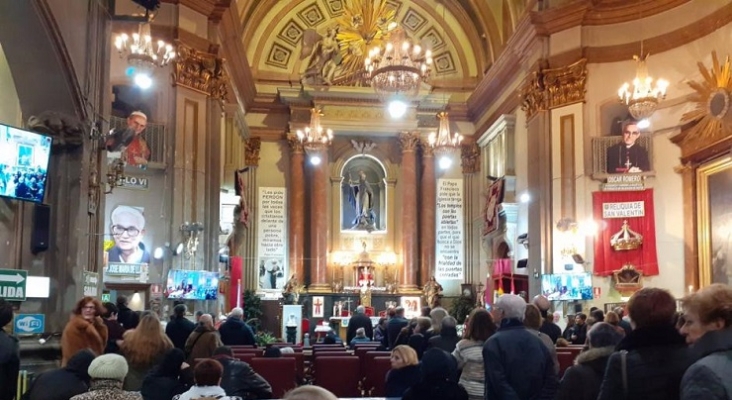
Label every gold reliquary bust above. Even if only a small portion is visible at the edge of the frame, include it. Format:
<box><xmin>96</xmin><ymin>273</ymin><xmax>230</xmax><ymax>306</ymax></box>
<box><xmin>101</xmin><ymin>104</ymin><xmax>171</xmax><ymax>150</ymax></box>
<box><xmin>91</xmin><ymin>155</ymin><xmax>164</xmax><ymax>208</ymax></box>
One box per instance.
<box><xmin>610</xmin><ymin>220</ymin><xmax>643</xmax><ymax>251</ymax></box>
<box><xmin>613</xmin><ymin>264</ymin><xmax>643</xmax><ymax>297</ymax></box>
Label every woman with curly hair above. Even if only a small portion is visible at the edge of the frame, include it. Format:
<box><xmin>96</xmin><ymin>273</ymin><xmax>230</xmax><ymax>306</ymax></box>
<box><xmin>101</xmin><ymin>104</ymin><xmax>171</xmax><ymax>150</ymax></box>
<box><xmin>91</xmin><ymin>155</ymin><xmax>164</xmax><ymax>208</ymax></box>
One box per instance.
<box><xmin>61</xmin><ymin>297</ymin><xmax>108</xmax><ymax>366</ymax></box>
<box><xmin>120</xmin><ymin>313</ymin><xmax>173</xmax><ymax>390</ymax></box>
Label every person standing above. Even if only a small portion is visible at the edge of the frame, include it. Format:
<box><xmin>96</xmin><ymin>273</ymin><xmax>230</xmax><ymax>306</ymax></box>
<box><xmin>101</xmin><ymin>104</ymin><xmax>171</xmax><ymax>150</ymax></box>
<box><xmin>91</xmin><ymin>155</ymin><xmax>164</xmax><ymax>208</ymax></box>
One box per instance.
<box><xmin>185</xmin><ymin>314</ymin><xmax>223</xmax><ymax>364</ymax></box>
<box><xmin>120</xmin><ymin>313</ymin><xmax>173</xmax><ymax>390</ymax></box>
<box><xmin>101</xmin><ymin>302</ymin><xmax>125</xmax><ymax>354</ymax></box>
<box><xmin>386</xmin><ymin>307</ymin><xmax>409</xmax><ymax>350</ymax></box>
<box><xmin>0</xmin><ymin>298</ymin><xmax>19</xmax><ymax>400</ymax></box>
<box><xmin>22</xmin><ymin>349</ymin><xmax>96</xmax><ymax>400</ymax></box>
<box><xmin>218</xmin><ymin>308</ymin><xmax>255</xmax><ymax>346</ymax></box>
<box><xmin>115</xmin><ymin>295</ymin><xmax>139</xmax><ymax>331</ymax></box>
<box><xmin>483</xmin><ymin>294</ymin><xmax>557</xmax><ymax>399</ymax></box>
<box><xmin>452</xmin><ymin>308</ymin><xmax>496</xmax><ymax>400</ymax></box>
<box><xmin>346</xmin><ymin>306</ymin><xmax>374</xmax><ymax>344</ymax></box>
<box><xmin>570</xmin><ymin>313</ymin><xmax>588</xmax><ymax>345</ymax></box>
<box><xmin>166</xmin><ymin>304</ymin><xmax>196</xmax><ymax>351</ymax></box>
<box><xmin>69</xmin><ymin>353</ymin><xmax>141</xmax><ymax>400</ymax></box>
<box><xmin>61</xmin><ymin>297</ymin><xmax>108</xmax><ymax>366</ymax></box>
<box><xmin>597</xmin><ymin>288</ymin><xmax>694</xmax><ymax>400</ymax></box>
<box><xmin>140</xmin><ymin>348</ymin><xmax>194</xmax><ymax>400</ymax></box>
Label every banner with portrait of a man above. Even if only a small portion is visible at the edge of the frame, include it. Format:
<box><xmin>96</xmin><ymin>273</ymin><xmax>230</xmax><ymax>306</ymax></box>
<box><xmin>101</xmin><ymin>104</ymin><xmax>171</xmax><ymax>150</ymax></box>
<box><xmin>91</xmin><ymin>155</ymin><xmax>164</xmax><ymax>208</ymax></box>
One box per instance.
<box><xmin>593</xmin><ymin>119</ymin><xmax>654</xmax><ymax>176</ymax></box>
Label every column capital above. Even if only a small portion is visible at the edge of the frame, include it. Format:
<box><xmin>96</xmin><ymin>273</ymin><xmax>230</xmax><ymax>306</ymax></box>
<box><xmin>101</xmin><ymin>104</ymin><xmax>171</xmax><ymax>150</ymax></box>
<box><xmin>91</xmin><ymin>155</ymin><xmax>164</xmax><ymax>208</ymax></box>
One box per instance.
<box><xmin>461</xmin><ymin>142</ymin><xmax>480</xmax><ymax>174</ymax></box>
<box><xmin>244</xmin><ymin>137</ymin><xmax>261</xmax><ymax>167</ymax></box>
<box><xmin>419</xmin><ymin>138</ymin><xmax>435</xmax><ymax>157</ymax></box>
<box><xmin>286</xmin><ymin>134</ymin><xmax>305</xmax><ymax>154</ymax></box>
<box><xmin>399</xmin><ymin>132</ymin><xmax>421</xmax><ymax>153</ymax></box>
<box><xmin>173</xmin><ymin>42</ymin><xmax>228</xmax><ymax>101</ymax></box>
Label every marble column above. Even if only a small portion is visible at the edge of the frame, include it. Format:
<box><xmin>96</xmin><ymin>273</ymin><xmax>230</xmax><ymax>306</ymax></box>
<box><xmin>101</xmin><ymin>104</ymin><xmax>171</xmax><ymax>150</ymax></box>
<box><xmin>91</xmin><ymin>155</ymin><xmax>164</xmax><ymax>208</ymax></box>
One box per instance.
<box><xmin>242</xmin><ymin>138</ymin><xmax>261</xmax><ymax>291</ymax></box>
<box><xmin>461</xmin><ymin>142</ymin><xmax>481</xmax><ymax>285</ymax></box>
<box><xmin>419</xmin><ymin>142</ymin><xmax>436</xmax><ymax>286</ymax></box>
<box><xmin>399</xmin><ymin>132</ymin><xmax>420</xmax><ymax>292</ymax></box>
<box><xmin>287</xmin><ymin>136</ymin><xmax>305</xmax><ymax>284</ymax></box>
<box><xmin>309</xmin><ymin>147</ymin><xmax>330</xmax><ymax>292</ymax></box>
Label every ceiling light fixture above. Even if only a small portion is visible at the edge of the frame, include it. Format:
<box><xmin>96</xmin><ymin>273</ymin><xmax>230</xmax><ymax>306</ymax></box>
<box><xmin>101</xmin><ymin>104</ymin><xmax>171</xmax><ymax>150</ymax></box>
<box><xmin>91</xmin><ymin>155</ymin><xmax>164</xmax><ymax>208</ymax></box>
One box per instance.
<box><xmin>295</xmin><ymin>108</ymin><xmax>334</xmax><ymax>165</ymax></box>
<box><xmin>364</xmin><ymin>27</ymin><xmax>432</xmax><ymax>99</ymax></box>
<box><xmin>428</xmin><ymin>111</ymin><xmax>463</xmax><ymax>170</ymax></box>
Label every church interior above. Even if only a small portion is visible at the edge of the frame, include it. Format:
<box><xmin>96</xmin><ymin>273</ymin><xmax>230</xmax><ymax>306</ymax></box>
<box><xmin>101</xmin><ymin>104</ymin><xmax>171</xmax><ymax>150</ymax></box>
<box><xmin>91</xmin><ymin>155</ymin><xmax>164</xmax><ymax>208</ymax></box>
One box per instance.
<box><xmin>1</xmin><ymin>0</ymin><xmax>732</xmax><ymax>381</ymax></box>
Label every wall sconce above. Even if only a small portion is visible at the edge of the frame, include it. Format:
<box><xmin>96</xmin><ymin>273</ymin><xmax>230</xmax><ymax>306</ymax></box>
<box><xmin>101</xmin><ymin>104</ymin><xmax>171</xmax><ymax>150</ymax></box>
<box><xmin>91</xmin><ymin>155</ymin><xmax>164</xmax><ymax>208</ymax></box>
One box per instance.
<box><xmin>105</xmin><ymin>158</ymin><xmax>126</xmax><ymax>194</ymax></box>
<box><xmin>178</xmin><ymin>222</ymin><xmax>204</xmax><ymax>260</ymax></box>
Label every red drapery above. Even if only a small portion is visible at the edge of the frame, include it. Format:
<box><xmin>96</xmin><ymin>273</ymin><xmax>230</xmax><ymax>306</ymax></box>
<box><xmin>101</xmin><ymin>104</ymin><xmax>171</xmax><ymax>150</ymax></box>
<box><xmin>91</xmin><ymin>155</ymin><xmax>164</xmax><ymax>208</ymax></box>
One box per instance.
<box><xmin>229</xmin><ymin>256</ymin><xmax>243</xmax><ymax>309</ymax></box>
<box><xmin>592</xmin><ymin>189</ymin><xmax>658</xmax><ymax>276</ymax></box>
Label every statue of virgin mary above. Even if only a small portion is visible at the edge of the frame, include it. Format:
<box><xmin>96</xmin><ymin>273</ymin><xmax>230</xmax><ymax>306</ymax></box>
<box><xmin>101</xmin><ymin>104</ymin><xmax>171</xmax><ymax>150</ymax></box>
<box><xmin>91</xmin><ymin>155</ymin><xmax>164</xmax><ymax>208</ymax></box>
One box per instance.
<box><xmin>347</xmin><ymin>170</ymin><xmax>376</xmax><ymax>231</ymax></box>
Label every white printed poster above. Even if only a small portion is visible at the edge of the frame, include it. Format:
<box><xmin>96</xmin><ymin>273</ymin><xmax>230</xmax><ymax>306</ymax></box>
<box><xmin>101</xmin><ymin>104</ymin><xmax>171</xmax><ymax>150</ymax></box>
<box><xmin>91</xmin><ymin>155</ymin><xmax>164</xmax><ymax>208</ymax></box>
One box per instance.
<box><xmin>257</xmin><ymin>187</ymin><xmax>287</xmax><ymax>290</ymax></box>
<box><xmin>435</xmin><ymin>179</ymin><xmax>464</xmax><ymax>280</ymax></box>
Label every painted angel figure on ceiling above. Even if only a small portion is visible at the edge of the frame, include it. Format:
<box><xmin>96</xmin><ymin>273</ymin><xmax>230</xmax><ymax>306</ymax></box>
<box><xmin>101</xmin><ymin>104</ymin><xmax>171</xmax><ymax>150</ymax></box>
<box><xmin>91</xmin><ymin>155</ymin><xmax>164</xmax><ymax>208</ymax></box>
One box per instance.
<box><xmin>347</xmin><ymin>169</ymin><xmax>376</xmax><ymax>231</ymax></box>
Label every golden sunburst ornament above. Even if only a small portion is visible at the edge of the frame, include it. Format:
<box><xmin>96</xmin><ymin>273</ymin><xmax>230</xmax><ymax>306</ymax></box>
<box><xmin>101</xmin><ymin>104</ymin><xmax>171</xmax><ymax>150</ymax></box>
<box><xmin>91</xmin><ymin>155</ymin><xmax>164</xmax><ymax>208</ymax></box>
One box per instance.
<box><xmin>334</xmin><ymin>0</ymin><xmax>396</xmax><ymax>85</ymax></box>
<box><xmin>681</xmin><ymin>51</ymin><xmax>732</xmax><ymax>143</ymax></box>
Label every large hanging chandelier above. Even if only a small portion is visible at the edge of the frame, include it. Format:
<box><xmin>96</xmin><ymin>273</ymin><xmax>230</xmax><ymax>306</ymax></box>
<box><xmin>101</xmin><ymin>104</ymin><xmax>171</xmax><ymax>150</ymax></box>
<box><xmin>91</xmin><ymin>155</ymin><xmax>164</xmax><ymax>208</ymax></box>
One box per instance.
<box><xmin>113</xmin><ymin>21</ymin><xmax>176</xmax><ymax>71</ymax></box>
<box><xmin>296</xmin><ymin>108</ymin><xmax>334</xmax><ymax>164</ymax></box>
<box><xmin>364</xmin><ymin>27</ymin><xmax>432</xmax><ymax>99</ymax></box>
<box><xmin>428</xmin><ymin>111</ymin><xmax>462</xmax><ymax>169</ymax></box>
<box><xmin>618</xmin><ymin>54</ymin><xmax>669</xmax><ymax>120</ymax></box>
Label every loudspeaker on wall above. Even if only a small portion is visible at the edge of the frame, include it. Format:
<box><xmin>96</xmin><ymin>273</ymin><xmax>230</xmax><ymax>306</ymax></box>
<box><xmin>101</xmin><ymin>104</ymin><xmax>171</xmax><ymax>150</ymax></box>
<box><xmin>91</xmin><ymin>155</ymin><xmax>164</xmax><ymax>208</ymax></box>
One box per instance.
<box><xmin>31</xmin><ymin>204</ymin><xmax>50</xmax><ymax>254</ymax></box>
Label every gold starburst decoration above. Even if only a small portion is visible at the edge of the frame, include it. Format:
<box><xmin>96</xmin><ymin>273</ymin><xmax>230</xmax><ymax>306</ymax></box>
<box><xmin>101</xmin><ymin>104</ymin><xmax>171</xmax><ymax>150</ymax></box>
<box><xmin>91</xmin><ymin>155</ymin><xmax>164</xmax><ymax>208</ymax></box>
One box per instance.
<box><xmin>334</xmin><ymin>0</ymin><xmax>396</xmax><ymax>85</ymax></box>
<box><xmin>681</xmin><ymin>51</ymin><xmax>732</xmax><ymax>143</ymax></box>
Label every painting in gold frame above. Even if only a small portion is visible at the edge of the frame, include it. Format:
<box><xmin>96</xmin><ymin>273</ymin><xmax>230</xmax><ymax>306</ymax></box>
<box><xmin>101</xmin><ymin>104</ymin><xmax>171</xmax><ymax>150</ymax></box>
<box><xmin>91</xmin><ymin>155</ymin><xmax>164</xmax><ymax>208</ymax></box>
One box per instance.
<box><xmin>696</xmin><ymin>156</ymin><xmax>732</xmax><ymax>287</ymax></box>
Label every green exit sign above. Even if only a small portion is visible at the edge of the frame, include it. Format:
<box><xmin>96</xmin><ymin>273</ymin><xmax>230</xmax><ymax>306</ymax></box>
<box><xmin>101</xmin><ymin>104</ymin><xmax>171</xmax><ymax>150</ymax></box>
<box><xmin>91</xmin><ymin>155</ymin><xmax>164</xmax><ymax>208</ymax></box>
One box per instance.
<box><xmin>101</xmin><ymin>293</ymin><xmax>111</xmax><ymax>303</ymax></box>
<box><xmin>0</xmin><ymin>269</ymin><xmax>27</xmax><ymax>301</ymax></box>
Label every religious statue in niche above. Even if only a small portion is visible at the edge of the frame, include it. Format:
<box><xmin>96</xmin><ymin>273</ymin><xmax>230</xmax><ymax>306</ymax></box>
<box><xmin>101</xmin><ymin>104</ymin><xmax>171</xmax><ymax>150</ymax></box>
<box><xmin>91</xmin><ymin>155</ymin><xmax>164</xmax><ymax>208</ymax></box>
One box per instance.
<box><xmin>423</xmin><ymin>276</ymin><xmax>444</xmax><ymax>308</ymax></box>
<box><xmin>346</xmin><ymin>170</ymin><xmax>377</xmax><ymax>231</ymax></box>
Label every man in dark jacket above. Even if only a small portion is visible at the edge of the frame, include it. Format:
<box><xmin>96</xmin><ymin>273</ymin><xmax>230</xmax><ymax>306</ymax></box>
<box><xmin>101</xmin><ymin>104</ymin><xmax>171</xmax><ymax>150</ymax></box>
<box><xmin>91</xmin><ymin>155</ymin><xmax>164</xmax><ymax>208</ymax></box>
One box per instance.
<box><xmin>0</xmin><ymin>298</ymin><xmax>19</xmax><ymax>400</ymax></box>
<box><xmin>346</xmin><ymin>306</ymin><xmax>374</xmax><ymax>344</ymax></box>
<box><xmin>483</xmin><ymin>294</ymin><xmax>557</xmax><ymax>400</ymax></box>
<box><xmin>597</xmin><ymin>288</ymin><xmax>695</xmax><ymax>400</ymax></box>
<box><xmin>116</xmin><ymin>295</ymin><xmax>139</xmax><ymax>330</ymax></box>
<box><xmin>22</xmin><ymin>349</ymin><xmax>95</xmax><ymax>400</ymax></box>
<box><xmin>428</xmin><ymin>316</ymin><xmax>460</xmax><ymax>353</ymax></box>
<box><xmin>212</xmin><ymin>346</ymin><xmax>272</xmax><ymax>399</ymax></box>
<box><xmin>166</xmin><ymin>304</ymin><xmax>196</xmax><ymax>350</ymax></box>
<box><xmin>101</xmin><ymin>302</ymin><xmax>125</xmax><ymax>354</ymax></box>
<box><xmin>218</xmin><ymin>307</ymin><xmax>255</xmax><ymax>346</ymax></box>
<box><xmin>570</xmin><ymin>313</ymin><xmax>588</xmax><ymax>345</ymax></box>
<box><xmin>402</xmin><ymin>348</ymin><xmax>467</xmax><ymax>400</ymax></box>
<box><xmin>387</xmin><ymin>307</ymin><xmax>409</xmax><ymax>350</ymax></box>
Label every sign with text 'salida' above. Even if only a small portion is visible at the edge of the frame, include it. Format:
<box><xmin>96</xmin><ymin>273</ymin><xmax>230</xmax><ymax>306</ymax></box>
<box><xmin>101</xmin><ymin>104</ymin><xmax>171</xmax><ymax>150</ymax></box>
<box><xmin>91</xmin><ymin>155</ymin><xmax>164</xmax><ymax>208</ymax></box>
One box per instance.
<box><xmin>0</xmin><ymin>269</ymin><xmax>27</xmax><ymax>301</ymax></box>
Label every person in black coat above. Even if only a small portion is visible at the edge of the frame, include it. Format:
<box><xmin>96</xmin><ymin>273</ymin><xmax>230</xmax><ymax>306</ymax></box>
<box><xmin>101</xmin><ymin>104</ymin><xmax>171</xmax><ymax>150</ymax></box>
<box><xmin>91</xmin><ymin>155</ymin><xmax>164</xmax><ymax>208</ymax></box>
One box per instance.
<box><xmin>387</xmin><ymin>307</ymin><xmax>409</xmax><ymax>350</ymax></box>
<box><xmin>597</xmin><ymin>288</ymin><xmax>696</xmax><ymax>400</ymax></box>
<box><xmin>402</xmin><ymin>348</ymin><xmax>468</xmax><ymax>400</ymax></box>
<box><xmin>218</xmin><ymin>307</ymin><xmax>255</xmax><ymax>346</ymax></box>
<box><xmin>0</xmin><ymin>298</ymin><xmax>19</xmax><ymax>400</ymax></box>
<box><xmin>556</xmin><ymin>323</ymin><xmax>623</xmax><ymax>400</ymax></box>
<box><xmin>140</xmin><ymin>348</ymin><xmax>193</xmax><ymax>400</ymax></box>
<box><xmin>165</xmin><ymin>304</ymin><xmax>196</xmax><ymax>351</ymax></box>
<box><xmin>569</xmin><ymin>313</ymin><xmax>588</xmax><ymax>345</ymax></box>
<box><xmin>428</xmin><ymin>316</ymin><xmax>460</xmax><ymax>353</ymax></box>
<box><xmin>211</xmin><ymin>346</ymin><xmax>272</xmax><ymax>399</ymax></box>
<box><xmin>346</xmin><ymin>306</ymin><xmax>374</xmax><ymax>344</ymax></box>
<box><xmin>22</xmin><ymin>349</ymin><xmax>95</xmax><ymax>400</ymax></box>
<box><xmin>116</xmin><ymin>295</ymin><xmax>139</xmax><ymax>330</ymax></box>
<box><xmin>385</xmin><ymin>345</ymin><xmax>421</xmax><ymax>398</ymax></box>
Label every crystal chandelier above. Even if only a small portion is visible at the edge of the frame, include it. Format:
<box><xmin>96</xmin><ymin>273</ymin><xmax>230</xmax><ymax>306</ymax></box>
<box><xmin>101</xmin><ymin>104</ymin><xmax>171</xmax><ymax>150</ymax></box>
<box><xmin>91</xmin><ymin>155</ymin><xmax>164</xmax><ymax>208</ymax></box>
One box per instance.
<box><xmin>428</xmin><ymin>111</ymin><xmax>463</xmax><ymax>154</ymax></box>
<box><xmin>618</xmin><ymin>54</ymin><xmax>668</xmax><ymax>120</ymax></box>
<box><xmin>113</xmin><ymin>21</ymin><xmax>176</xmax><ymax>70</ymax></box>
<box><xmin>364</xmin><ymin>27</ymin><xmax>432</xmax><ymax>99</ymax></box>
<box><xmin>296</xmin><ymin>108</ymin><xmax>334</xmax><ymax>153</ymax></box>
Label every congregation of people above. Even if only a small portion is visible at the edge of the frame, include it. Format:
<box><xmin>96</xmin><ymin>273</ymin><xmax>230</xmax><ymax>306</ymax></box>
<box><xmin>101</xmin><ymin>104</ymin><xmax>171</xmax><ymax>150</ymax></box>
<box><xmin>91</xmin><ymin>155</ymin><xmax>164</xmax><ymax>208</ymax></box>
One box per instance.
<box><xmin>2</xmin><ymin>284</ymin><xmax>732</xmax><ymax>400</ymax></box>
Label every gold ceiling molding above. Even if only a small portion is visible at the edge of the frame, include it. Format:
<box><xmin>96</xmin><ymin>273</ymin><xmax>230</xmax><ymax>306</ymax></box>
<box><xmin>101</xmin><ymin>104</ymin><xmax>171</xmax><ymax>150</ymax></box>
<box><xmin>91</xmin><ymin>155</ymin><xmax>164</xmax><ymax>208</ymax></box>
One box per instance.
<box><xmin>173</xmin><ymin>43</ymin><xmax>228</xmax><ymax>100</ymax></box>
<box><xmin>671</xmin><ymin>52</ymin><xmax>732</xmax><ymax>153</ymax></box>
<box><xmin>519</xmin><ymin>58</ymin><xmax>587</xmax><ymax>120</ymax></box>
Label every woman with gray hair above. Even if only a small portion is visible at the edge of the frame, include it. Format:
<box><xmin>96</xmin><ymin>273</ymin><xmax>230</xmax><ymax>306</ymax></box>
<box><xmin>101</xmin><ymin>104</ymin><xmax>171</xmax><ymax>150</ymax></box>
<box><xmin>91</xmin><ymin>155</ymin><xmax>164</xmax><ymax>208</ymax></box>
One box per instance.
<box><xmin>556</xmin><ymin>322</ymin><xmax>623</xmax><ymax>400</ymax></box>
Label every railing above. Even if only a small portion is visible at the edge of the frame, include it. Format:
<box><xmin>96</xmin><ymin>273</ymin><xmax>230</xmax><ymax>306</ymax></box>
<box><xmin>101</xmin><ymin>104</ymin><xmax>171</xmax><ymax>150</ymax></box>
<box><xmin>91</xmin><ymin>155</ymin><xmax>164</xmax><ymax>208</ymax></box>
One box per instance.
<box><xmin>108</xmin><ymin>116</ymin><xmax>167</xmax><ymax>167</ymax></box>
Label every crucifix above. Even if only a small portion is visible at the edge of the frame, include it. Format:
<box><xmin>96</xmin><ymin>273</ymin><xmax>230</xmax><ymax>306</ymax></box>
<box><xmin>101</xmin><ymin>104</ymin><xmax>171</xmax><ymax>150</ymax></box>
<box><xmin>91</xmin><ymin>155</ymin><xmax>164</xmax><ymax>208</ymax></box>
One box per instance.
<box><xmin>313</xmin><ymin>297</ymin><xmax>323</xmax><ymax>315</ymax></box>
<box><xmin>342</xmin><ymin>298</ymin><xmax>354</xmax><ymax>315</ymax></box>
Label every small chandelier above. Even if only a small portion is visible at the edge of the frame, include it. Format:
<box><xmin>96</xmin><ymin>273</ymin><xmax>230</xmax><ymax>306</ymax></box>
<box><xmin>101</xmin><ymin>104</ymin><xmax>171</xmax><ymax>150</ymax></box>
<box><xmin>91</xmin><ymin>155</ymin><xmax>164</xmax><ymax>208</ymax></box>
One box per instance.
<box><xmin>364</xmin><ymin>27</ymin><xmax>432</xmax><ymax>99</ymax></box>
<box><xmin>296</xmin><ymin>108</ymin><xmax>334</xmax><ymax>164</ymax></box>
<box><xmin>618</xmin><ymin>54</ymin><xmax>668</xmax><ymax>120</ymax></box>
<box><xmin>113</xmin><ymin>21</ymin><xmax>176</xmax><ymax>70</ymax></box>
<box><xmin>428</xmin><ymin>111</ymin><xmax>463</xmax><ymax>154</ymax></box>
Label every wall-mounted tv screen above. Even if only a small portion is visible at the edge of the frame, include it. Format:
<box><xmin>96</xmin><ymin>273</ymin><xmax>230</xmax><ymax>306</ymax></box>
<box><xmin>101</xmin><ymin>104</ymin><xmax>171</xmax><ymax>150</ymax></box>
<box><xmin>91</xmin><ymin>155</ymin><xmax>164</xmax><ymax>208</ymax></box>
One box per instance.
<box><xmin>541</xmin><ymin>273</ymin><xmax>594</xmax><ymax>300</ymax></box>
<box><xmin>0</xmin><ymin>124</ymin><xmax>52</xmax><ymax>203</ymax></box>
<box><xmin>166</xmin><ymin>269</ymin><xmax>220</xmax><ymax>300</ymax></box>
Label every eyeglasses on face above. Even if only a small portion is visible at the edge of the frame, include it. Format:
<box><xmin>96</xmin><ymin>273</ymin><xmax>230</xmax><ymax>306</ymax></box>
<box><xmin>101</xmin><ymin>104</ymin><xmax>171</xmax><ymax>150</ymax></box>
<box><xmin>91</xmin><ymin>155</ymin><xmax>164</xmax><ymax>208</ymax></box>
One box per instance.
<box><xmin>112</xmin><ymin>225</ymin><xmax>140</xmax><ymax>237</ymax></box>
<box><xmin>623</xmin><ymin>130</ymin><xmax>640</xmax><ymax>136</ymax></box>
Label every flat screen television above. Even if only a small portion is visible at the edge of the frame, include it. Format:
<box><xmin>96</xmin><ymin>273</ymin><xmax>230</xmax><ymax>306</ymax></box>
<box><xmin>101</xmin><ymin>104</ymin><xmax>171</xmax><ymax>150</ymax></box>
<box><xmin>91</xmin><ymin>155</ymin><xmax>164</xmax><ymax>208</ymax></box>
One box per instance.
<box><xmin>541</xmin><ymin>273</ymin><xmax>594</xmax><ymax>300</ymax></box>
<box><xmin>0</xmin><ymin>123</ymin><xmax>52</xmax><ymax>203</ymax></box>
<box><xmin>166</xmin><ymin>269</ymin><xmax>220</xmax><ymax>300</ymax></box>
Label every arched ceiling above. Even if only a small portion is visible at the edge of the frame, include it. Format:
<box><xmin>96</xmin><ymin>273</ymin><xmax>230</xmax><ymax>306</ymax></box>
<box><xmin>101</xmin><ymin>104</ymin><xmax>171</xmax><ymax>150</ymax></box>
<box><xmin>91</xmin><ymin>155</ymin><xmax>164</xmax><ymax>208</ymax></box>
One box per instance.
<box><xmin>237</xmin><ymin>0</ymin><xmax>526</xmax><ymax>94</ymax></box>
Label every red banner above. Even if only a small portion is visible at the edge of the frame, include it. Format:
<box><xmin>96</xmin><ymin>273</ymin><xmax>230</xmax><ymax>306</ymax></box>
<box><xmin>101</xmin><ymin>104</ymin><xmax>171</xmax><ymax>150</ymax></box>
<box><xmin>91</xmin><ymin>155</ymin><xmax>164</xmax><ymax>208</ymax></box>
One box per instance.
<box><xmin>592</xmin><ymin>189</ymin><xmax>658</xmax><ymax>276</ymax></box>
<box><xmin>229</xmin><ymin>256</ymin><xmax>243</xmax><ymax>309</ymax></box>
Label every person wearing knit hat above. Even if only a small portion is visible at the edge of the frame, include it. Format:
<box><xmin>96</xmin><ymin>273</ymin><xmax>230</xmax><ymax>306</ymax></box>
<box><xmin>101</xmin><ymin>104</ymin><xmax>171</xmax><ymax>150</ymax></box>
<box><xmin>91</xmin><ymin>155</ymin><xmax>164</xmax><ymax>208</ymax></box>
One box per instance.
<box><xmin>70</xmin><ymin>354</ymin><xmax>141</xmax><ymax>400</ymax></box>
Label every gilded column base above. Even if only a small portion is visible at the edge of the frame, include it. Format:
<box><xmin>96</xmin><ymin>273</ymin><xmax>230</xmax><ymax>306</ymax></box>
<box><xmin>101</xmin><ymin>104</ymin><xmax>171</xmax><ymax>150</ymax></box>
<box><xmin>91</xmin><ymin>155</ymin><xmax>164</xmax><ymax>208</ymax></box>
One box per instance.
<box><xmin>397</xmin><ymin>284</ymin><xmax>422</xmax><ymax>295</ymax></box>
<box><xmin>307</xmin><ymin>283</ymin><xmax>333</xmax><ymax>294</ymax></box>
